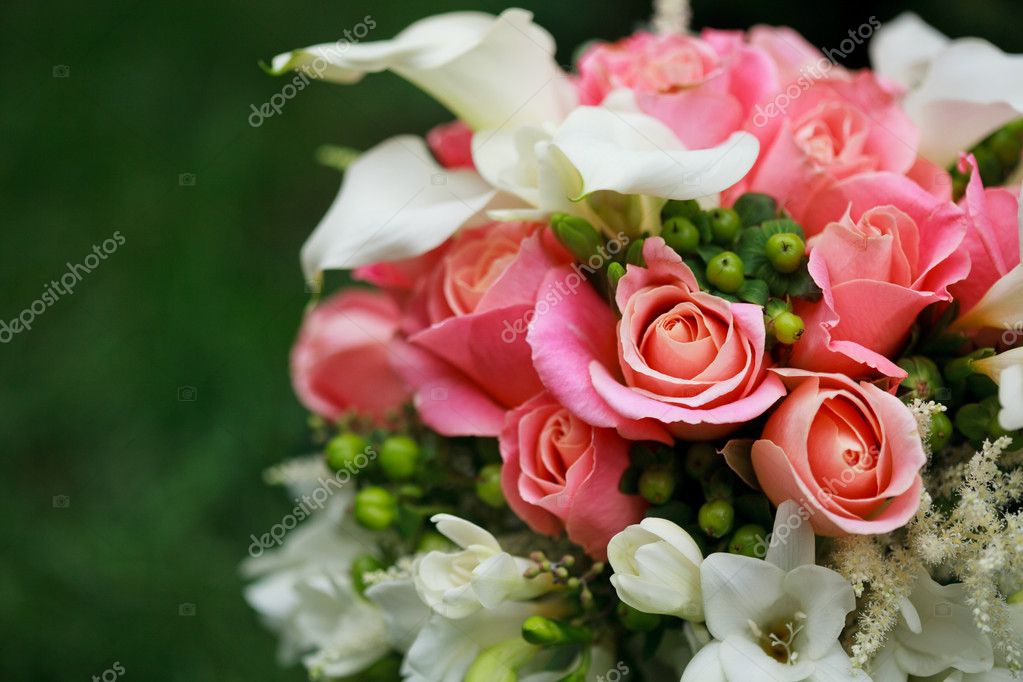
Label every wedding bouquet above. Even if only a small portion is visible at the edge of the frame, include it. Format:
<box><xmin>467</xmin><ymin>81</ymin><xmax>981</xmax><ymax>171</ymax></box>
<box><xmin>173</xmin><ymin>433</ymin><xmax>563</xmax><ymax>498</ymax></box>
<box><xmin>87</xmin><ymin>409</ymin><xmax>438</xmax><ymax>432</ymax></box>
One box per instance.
<box><xmin>243</xmin><ymin>5</ymin><xmax>1023</xmax><ymax>681</ymax></box>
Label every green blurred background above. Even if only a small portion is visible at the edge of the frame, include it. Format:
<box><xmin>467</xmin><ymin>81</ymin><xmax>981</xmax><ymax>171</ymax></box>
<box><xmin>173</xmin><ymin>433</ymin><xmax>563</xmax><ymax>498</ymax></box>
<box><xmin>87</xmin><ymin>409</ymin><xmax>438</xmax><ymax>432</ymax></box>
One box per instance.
<box><xmin>1</xmin><ymin>0</ymin><xmax>1019</xmax><ymax>679</ymax></box>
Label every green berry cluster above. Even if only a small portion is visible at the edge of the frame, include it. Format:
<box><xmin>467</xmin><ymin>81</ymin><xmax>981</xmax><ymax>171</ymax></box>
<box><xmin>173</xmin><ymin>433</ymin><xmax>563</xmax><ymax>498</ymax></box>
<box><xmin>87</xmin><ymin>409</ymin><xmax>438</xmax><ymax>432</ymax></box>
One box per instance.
<box><xmin>950</xmin><ymin>117</ymin><xmax>1023</xmax><ymax>199</ymax></box>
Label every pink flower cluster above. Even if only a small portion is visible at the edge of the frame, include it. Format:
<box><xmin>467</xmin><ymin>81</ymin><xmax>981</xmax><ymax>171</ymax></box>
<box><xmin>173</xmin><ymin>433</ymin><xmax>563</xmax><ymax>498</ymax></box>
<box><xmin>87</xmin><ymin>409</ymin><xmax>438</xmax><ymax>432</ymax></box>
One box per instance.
<box><xmin>289</xmin><ymin>24</ymin><xmax>1020</xmax><ymax>554</ymax></box>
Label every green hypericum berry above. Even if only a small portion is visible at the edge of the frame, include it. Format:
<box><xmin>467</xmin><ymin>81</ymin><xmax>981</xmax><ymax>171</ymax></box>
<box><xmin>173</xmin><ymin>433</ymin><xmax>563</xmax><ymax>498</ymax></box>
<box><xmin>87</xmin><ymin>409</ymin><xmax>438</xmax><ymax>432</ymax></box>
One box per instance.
<box><xmin>638</xmin><ymin>464</ymin><xmax>676</xmax><ymax>504</ymax></box>
<box><xmin>764</xmin><ymin>232</ymin><xmax>806</xmax><ymax>274</ymax></box>
<box><xmin>685</xmin><ymin>443</ymin><xmax>718</xmax><ymax>478</ymax></box>
<box><xmin>699</xmin><ymin>499</ymin><xmax>735</xmax><ymax>538</ymax></box>
<box><xmin>990</xmin><ymin>128</ymin><xmax>1023</xmax><ymax>168</ymax></box>
<box><xmin>898</xmin><ymin>356</ymin><xmax>945</xmax><ymax>401</ymax></box>
<box><xmin>416</xmin><ymin>530</ymin><xmax>453</xmax><ymax>554</ymax></box>
<box><xmin>617</xmin><ymin>602</ymin><xmax>662</xmax><ymax>632</ymax></box>
<box><xmin>662</xmin><ymin>199</ymin><xmax>701</xmax><ymax>221</ymax></box>
<box><xmin>661</xmin><ymin>216</ymin><xmax>701</xmax><ymax>254</ymax></box>
<box><xmin>325</xmin><ymin>432</ymin><xmax>368</xmax><ymax>471</ymax></box>
<box><xmin>708</xmin><ymin>207</ymin><xmax>743</xmax><ymax>246</ymax></box>
<box><xmin>351</xmin><ymin>554</ymin><xmax>383</xmax><ymax>596</ymax></box>
<box><xmin>728</xmin><ymin>524</ymin><xmax>767</xmax><ymax>558</ymax></box>
<box><xmin>773</xmin><ymin>311</ymin><xmax>805</xmax><ymax>345</ymax></box>
<box><xmin>926</xmin><ymin>411</ymin><xmax>953</xmax><ymax>452</ymax></box>
<box><xmin>354</xmin><ymin>486</ymin><xmax>398</xmax><ymax>531</ymax></box>
<box><xmin>706</xmin><ymin>251</ymin><xmax>745</xmax><ymax>293</ymax></box>
<box><xmin>379</xmin><ymin>435</ymin><xmax>420</xmax><ymax>480</ymax></box>
<box><xmin>476</xmin><ymin>463</ymin><xmax>506</xmax><ymax>508</ymax></box>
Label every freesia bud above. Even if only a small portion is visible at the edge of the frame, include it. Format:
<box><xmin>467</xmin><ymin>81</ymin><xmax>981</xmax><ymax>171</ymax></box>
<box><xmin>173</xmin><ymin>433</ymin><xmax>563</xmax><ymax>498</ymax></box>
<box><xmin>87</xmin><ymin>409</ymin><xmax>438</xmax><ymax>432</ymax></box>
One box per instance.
<box><xmin>550</xmin><ymin>213</ymin><xmax>602</xmax><ymax>263</ymax></box>
<box><xmin>607</xmin><ymin>517</ymin><xmax>704</xmax><ymax>621</ymax></box>
<box><xmin>464</xmin><ymin>637</ymin><xmax>536</xmax><ymax>682</ymax></box>
<box><xmin>521</xmin><ymin>616</ymin><xmax>592</xmax><ymax>646</ymax></box>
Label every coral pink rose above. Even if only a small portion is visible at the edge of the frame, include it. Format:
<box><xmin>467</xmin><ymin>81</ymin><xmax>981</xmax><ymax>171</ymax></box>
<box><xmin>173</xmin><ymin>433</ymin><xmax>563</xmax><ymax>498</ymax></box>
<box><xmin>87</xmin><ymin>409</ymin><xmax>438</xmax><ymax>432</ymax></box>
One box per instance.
<box><xmin>951</xmin><ymin>154</ymin><xmax>1021</xmax><ymax>313</ymax></box>
<box><xmin>747</xmin><ymin>25</ymin><xmax>838</xmax><ymax>84</ymax></box>
<box><xmin>394</xmin><ymin>221</ymin><xmax>572</xmax><ymax>437</ymax></box>
<box><xmin>290</xmin><ymin>289</ymin><xmax>410</xmax><ymax>422</ymax></box>
<box><xmin>727</xmin><ymin>71</ymin><xmax>919</xmax><ymax>220</ymax></box>
<box><xmin>500</xmin><ymin>392</ymin><xmax>646</xmax><ymax>559</ymax></box>
<box><xmin>791</xmin><ymin>172</ymin><xmax>971</xmax><ymax>379</ymax></box>
<box><xmin>751</xmin><ymin>369</ymin><xmax>926</xmax><ymax>535</ymax></box>
<box><xmin>576</xmin><ymin>30</ymin><xmax>778</xmax><ymax>149</ymax></box>
<box><xmin>528</xmin><ymin>238</ymin><xmax>785</xmax><ymax>442</ymax></box>
<box><xmin>426</xmin><ymin>120</ymin><xmax>474</xmax><ymax>170</ymax></box>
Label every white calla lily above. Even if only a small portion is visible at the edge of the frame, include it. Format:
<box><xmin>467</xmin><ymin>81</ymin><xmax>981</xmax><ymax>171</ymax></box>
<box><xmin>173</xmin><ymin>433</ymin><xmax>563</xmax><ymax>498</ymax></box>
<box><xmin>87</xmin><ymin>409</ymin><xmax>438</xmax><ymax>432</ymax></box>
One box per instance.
<box><xmin>300</xmin><ymin>135</ymin><xmax>509</xmax><ymax>280</ymax></box>
<box><xmin>270</xmin><ymin>9</ymin><xmax>573</xmax><ymax>130</ymax></box>
<box><xmin>954</xmin><ymin>264</ymin><xmax>1023</xmax><ymax>332</ymax></box>
<box><xmin>607</xmin><ymin>517</ymin><xmax>705</xmax><ymax>621</ymax></box>
<box><xmin>412</xmin><ymin>513</ymin><xmax>551</xmax><ymax>619</ymax></box>
<box><xmin>973</xmin><ymin>348</ymin><xmax>1023</xmax><ymax>432</ymax></box>
<box><xmin>870</xmin><ymin>13</ymin><xmax>1023</xmax><ymax>166</ymax></box>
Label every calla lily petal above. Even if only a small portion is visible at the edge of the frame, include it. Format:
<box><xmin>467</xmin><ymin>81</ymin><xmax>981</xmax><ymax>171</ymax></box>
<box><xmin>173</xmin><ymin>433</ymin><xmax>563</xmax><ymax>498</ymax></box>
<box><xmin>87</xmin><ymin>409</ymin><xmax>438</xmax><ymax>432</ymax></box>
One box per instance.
<box><xmin>954</xmin><ymin>264</ymin><xmax>1023</xmax><ymax>331</ymax></box>
<box><xmin>270</xmin><ymin>9</ymin><xmax>573</xmax><ymax>130</ymax></box>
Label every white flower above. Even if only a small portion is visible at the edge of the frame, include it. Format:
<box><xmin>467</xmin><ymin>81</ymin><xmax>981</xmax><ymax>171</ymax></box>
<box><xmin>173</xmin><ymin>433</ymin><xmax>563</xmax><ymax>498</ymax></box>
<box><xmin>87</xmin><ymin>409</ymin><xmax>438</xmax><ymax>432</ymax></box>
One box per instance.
<box><xmin>938</xmin><ymin>600</ymin><xmax>1023</xmax><ymax>681</ymax></box>
<box><xmin>270</xmin><ymin>9</ymin><xmax>574</xmax><ymax>131</ymax></box>
<box><xmin>870</xmin><ymin>13</ymin><xmax>1023</xmax><ymax>166</ymax></box>
<box><xmin>869</xmin><ymin>569</ymin><xmax>994</xmax><ymax>681</ymax></box>
<box><xmin>412</xmin><ymin>513</ymin><xmax>551</xmax><ymax>619</ymax></box>
<box><xmin>681</xmin><ymin>500</ymin><xmax>868</xmax><ymax>682</ymax></box>
<box><xmin>242</xmin><ymin>496</ymin><xmax>390</xmax><ymax>678</ymax></box>
<box><xmin>607</xmin><ymin>517</ymin><xmax>705</xmax><ymax>621</ymax></box>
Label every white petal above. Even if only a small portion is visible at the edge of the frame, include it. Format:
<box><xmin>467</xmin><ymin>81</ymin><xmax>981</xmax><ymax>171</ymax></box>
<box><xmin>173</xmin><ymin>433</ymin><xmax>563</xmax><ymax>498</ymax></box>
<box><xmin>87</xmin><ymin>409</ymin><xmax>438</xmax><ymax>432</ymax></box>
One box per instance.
<box><xmin>956</xmin><ymin>265</ymin><xmax>1023</xmax><ymax>333</ymax></box>
<box><xmin>700</xmin><ymin>553</ymin><xmax>785</xmax><ymax>641</ymax></box>
<box><xmin>721</xmin><ymin>634</ymin><xmax>814</xmax><ymax>682</ymax></box>
<box><xmin>471</xmin><ymin>553</ymin><xmax>550</xmax><ymax>608</ymax></box>
<box><xmin>300</xmin><ymin>136</ymin><xmax>502</xmax><ymax>278</ymax></box>
<box><xmin>785</xmin><ymin>565</ymin><xmax>856</xmax><ymax>660</ymax></box>
<box><xmin>550</xmin><ymin>106</ymin><xmax>759</xmax><ymax>201</ymax></box>
<box><xmin>270</xmin><ymin>9</ymin><xmax>573</xmax><ymax>130</ymax></box>
<box><xmin>765</xmin><ymin>500</ymin><xmax>816</xmax><ymax>571</ymax></box>
<box><xmin>610</xmin><ymin>573</ymin><xmax>697</xmax><ymax>621</ymax></box>
<box><xmin>364</xmin><ymin>579</ymin><xmax>432</xmax><ymax>652</ymax></box>
<box><xmin>431</xmin><ymin>513</ymin><xmax>501</xmax><ymax>552</ymax></box>
<box><xmin>869</xmin><ymin>13</ymin><xmax>949</xmax><ymax>88</ymax></box>
<box><xmin>999</xmin><ymin>363</ymin><xmax>1023</xmax><ymax>431</ymax></box>
<box><xmin>808</xmin><ymin>643</ymin><xmax>871</xmax><ymax>682</ymax></box>
<box><xmin>640</xmin><ymin>517</ymin><xmax>705</xmax><ymax>567</ymax></box>
<box><xmin>680</xmin><ymin>641</ymin><xmax>727</xmax><ymax>682</ymax></box>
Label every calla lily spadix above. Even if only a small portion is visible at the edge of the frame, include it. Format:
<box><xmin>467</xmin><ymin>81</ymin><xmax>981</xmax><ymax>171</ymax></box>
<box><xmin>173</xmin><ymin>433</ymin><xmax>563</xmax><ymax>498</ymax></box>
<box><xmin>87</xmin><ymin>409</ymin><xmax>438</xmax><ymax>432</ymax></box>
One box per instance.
<box><xmin>269</xmin><ymin>9</ymin><xmax>574</xmax><ymax>131</ymax></box>
<box><xmin>871</xmin><ymin>13</ymin><xmax>1023</xmax><ymax>167</ymax></box>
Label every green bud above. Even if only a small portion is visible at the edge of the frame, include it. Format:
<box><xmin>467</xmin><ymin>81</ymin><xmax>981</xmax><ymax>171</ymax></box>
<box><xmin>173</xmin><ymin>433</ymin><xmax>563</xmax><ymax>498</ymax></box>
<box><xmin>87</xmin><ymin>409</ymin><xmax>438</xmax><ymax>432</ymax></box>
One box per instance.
<box><xmin>351</xmin><ymin>554</ymin><xmax>383</xmax><ymax>596</ymax></box>
<box><xmin>550</xmin><ymin>214</ymin><xmax>602</xmax><ymax>263</ymax></box>
<box><xmin>708</xmin><ymin>207</ymin><xmax>743</xmax><ymax>246</ymax></box>
<box><xmin>476</xmin><ymin>463</ymin><xmax>506</xmax><ymax>508</ymax></box>
<box><xmin>325</xmin><ymin>432</ymin><xmax>368</xmax><ymax>471</ymax></box>
<box><xmin>617</xmin><ymin>602</ymin><xmax>662</xmax><ymax>632</ymax></box>
<box><xmin>626</xmin><ymin>238</ymin><xmax>646</xmax><ymax>266</ymax></box>
<box><xmin>661</xmin><ymin>199</ymin><xmax>701</xmax><ymax>221</ymax></box>
<box><xmin>706</xmin><ymin>251</ymin><xmax>745</xmax><ymax>293</ymax></box>
<box><xmin>733</xmin><ymin>193</ymin><xmax>778</xmax><ymax>227</ymax></box>
<box><xmin>606</xmin><ymin>261</ymin><xmax>626</xmax><ymax>296</ymax></box>
<box><xmin>685</xmin><ymin>443</ymin><xmax>718</xmax><ymax>478</ymax></box>
<box><xmin>926</xmin><ymin>411</ymin><xmax>953</xmax><ymax>452</ymax></box>
<box><xmin>897</xmin><ymin>356</ymin><xmax>945</xmax><ymax>401</ymax></box>
<box><xmin>698</xmin><ymin>499</ymin><xmax>735</xmax><ymax>538</ymax></box>
<box><xmin>378</xmin><ymin>435</ymin><xmax>420</xmax><ymax>480</ymax></box>
<box><xmin>416</xmin><ymin>530</ymin><xmax>453</xmax><ymax>554</ymax></box>
<box><xmin>639</xmin><ymin>463</ymin><xmax>676</xmax><ymax>504</ymax></box>
<box><xmin>728</xmin><ymin>524</ymin><xmax>767</xmax><ymax>558</ymax></box>
<box><xmin>661</xmin><ymin>216</ymin><xmax>701</xmax><ymax>254</ymax></box>
<box><xmin>990</xmin><ymin>128</ymin><xmax>1023</xmax><ymax>169</ymax></box>
<box><xmin>465</xmin><ymin>637</ymin><xmax>537</xmax><ymax>682</ymax></box>
<box><xmin>764</xmin><ymin>232</ymin><xmax>806</xmax><ymax>274</ymax></box>
<box><xmin>521</xmin><ymin>616</ymin><xmax>592</xmax><ymax>646</ymax></box>
<box><xmin>1008</xmin><ymin>589</ymin><xmax>1023</xmax><ymax>605</ymax></box>
<box><xmin>773</xmin><ymin>312</ymin><xmax>805</xmax><ymax>345</ymax></box>
<box><xmin>354</xmin><ymin>486</ymin><xmax>398</xmax><ymax>531</ymax></box>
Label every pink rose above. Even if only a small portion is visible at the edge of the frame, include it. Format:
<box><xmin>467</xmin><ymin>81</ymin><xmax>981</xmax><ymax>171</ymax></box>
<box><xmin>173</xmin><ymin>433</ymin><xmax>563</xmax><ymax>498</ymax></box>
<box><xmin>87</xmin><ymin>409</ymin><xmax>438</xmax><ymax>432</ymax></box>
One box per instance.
<box><xmin>290</xmin><ymin>289</ymin><xmax>410</xmax><ymax>422</ymax></box>
<box><xmin>576</xmin><ymin>31</ymin><xmax>778</xmax><ymax>149</ymax></box>
<box><xmin>500</xmin><ymin>392</ymin><xmax>646</xmax><ymax>559</ymax></box>
<box><xmin>426</xmin><ymin>120</ymin><xmax>474</xmax><ymax>170</ymax></box>
<box><xmin>727</xmin><ymin>72</ymin><xmax>919</xmax><ymax>219</ymax></box>
<box><xmin>751</xmin><ymin>369</ymin><xmax>926</xmax><ymax>535</ymax></box>
<box><xmin>951</xmin><ymin>154</ymin><xmax>1021</xmax><ymax>313</ymax></box>
<box><xmin>791</xmin><ymin>172</ymin><xmax>971</xmax><ymax>378</ymax></box>
<box><xmin>528</xmin><ymin>238</ymin><xmax>785</xmax><ymax>442</ymax></box>
<box><xmin>394</xmin><ymin>222</ymin><xmax>572</xmax><ymax>437</ymax></box>
<box><xmin>747</xmin><ymin>25</ymin><xmax>838</xmax><ymax>84</ymax></box>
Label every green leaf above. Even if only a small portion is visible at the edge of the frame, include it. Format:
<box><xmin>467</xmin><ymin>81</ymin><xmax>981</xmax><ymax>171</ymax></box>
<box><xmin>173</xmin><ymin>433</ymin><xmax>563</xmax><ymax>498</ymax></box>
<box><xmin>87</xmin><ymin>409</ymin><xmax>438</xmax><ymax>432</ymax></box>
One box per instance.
<box><xmin>684</xmin><ymin>257</ymin><xmax>710</xmax><ymax>291</ymax></box>
<box><xmin>738</xmin><ymin>279</ymin><xmax>769</xmax><ymax>306</ymax></box>
<box><xmin>696</xmin><ymin>243</ymin><xmax>724</xmax><ymax>262</ymax></box>
<box><xmin>733</xmin><ymin>193</ymin><xmax>778</xmax><ymax>227</ymax></box>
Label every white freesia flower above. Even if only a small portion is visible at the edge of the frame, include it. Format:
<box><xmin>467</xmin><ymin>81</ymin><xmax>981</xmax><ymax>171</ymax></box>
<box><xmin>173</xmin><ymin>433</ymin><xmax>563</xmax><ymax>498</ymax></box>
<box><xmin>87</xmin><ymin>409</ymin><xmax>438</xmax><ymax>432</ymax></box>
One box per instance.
<box><xmin>938</xmin><ymin>600</ymin><xmax>1023</xmax><ymax>681</ymax></box>
<box><xmin>870</xmin><ymin>13</ymin><xmax>1023</xmax><ymax>166</ymax></box>
<box><xmin>270</xmin><ymin>9</ymin><xmax>574</xmax><ymax>130</ymax></box>
<box><xmin>607</xmin><ymin>517</ymin><xmax>705</xmax><ymax>621</ymax></box>
<box><xmin>869</xmin><ymin>568</ymin><xmax>994</xmax><ymax>681</ymax></box>
<box><xmin>412</xmin><ymin>513</ymin><xmax>551</xmax><ymax>619</ymax></box>
<box><xmin>300</xmin><ymin>135</ymin><xmax>513</xmax><ymax>279</ymax></box>
<box><xmin>681</xmin><ymin>500</ymin><xmax>868</xmax><ymax>682</ymax></box>
<box><xmin>242</xmin><ymin>495</ymin><xmax>390</xmax><ymax>678</ymax></box>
